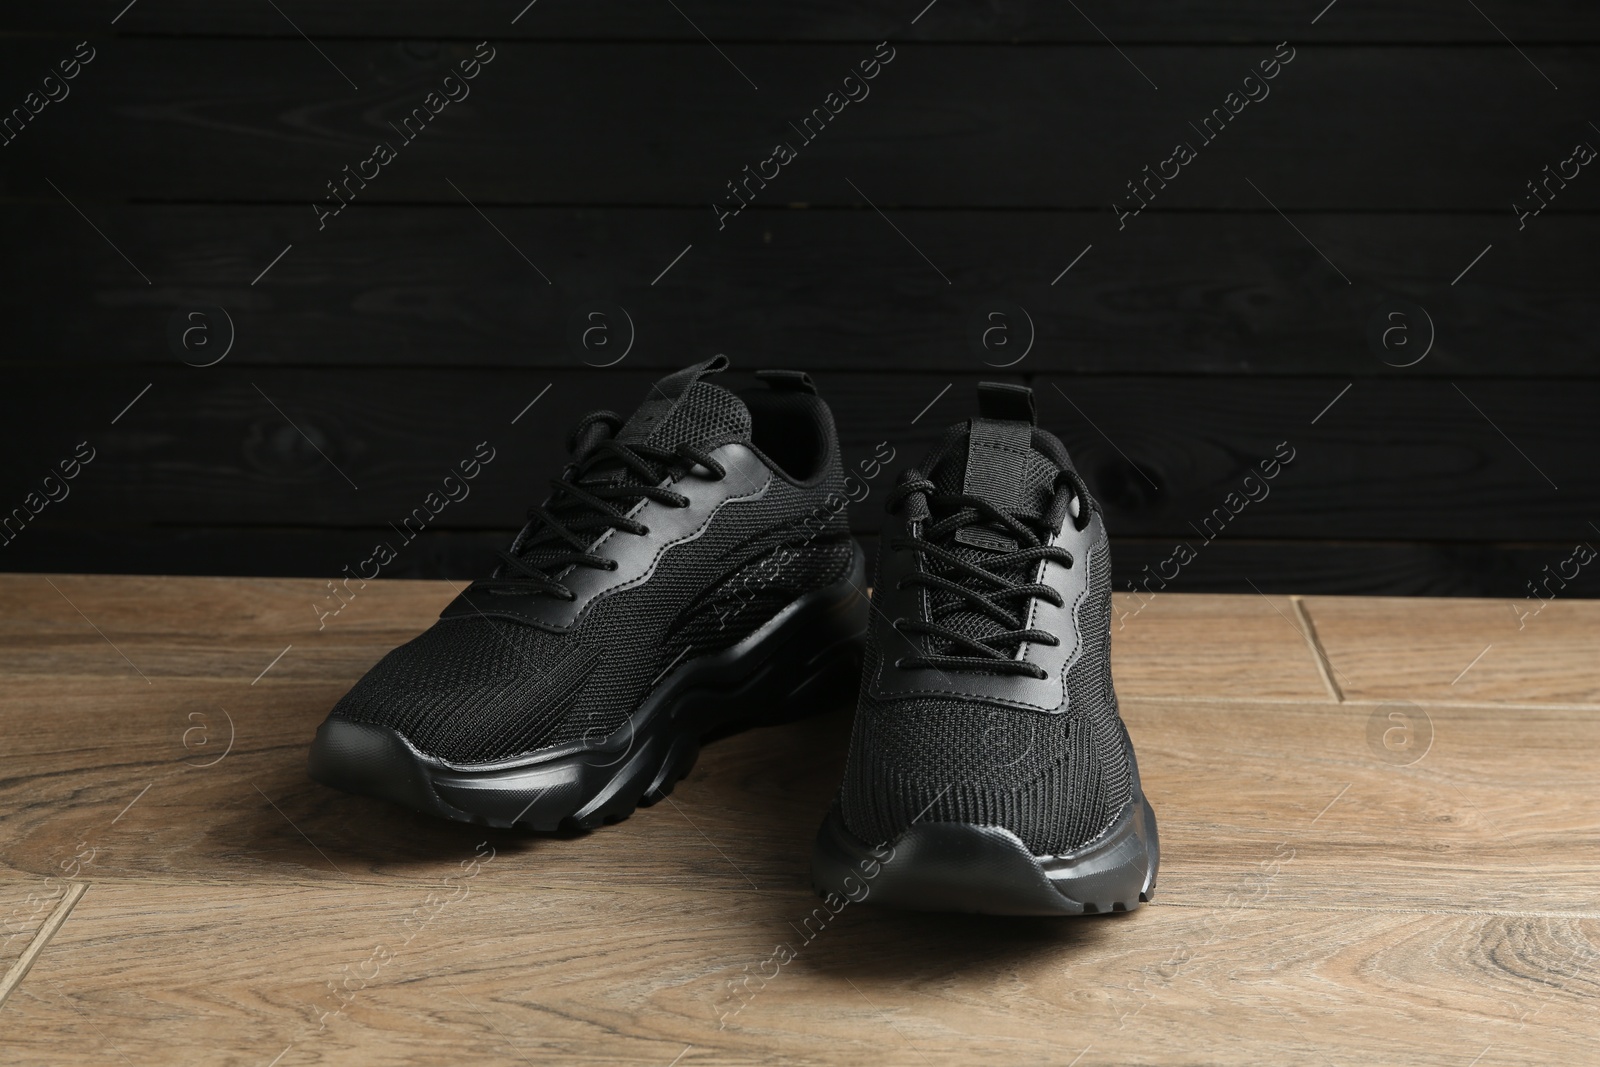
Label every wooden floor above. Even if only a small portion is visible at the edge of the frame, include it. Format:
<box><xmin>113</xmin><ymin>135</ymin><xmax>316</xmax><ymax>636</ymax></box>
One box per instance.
<box><xmin>1</xmin><ymin>575</ymin><xmax>1595</xmax><ymax>1066</ymax></box>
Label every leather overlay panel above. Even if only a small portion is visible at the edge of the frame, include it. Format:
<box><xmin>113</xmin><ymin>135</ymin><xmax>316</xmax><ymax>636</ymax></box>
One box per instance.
<box><xmin>440</xmin><ymin>443</ymin><xmax>772</xmax><ymax>632</ymax></box>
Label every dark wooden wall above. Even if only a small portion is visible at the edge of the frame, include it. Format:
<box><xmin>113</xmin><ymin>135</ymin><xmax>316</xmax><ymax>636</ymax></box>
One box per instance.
<box><xmin>3</xmin><ymin>2</ymin><xmax>1598</xmax><ymax>596</ymax></box>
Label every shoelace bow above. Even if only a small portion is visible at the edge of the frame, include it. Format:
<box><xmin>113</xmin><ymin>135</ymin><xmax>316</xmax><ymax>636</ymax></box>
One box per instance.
<box><xmin>884</xmin><ymin>469</ymin><xmax>1086</xmax><ymax>679</ymax></box>
<box><xmin>484</xmin><ymin>412</ymin><xmax>727</xmax><ymax>600</ymax></box>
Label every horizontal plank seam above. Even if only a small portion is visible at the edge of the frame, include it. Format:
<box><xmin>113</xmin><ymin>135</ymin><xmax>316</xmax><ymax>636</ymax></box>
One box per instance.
<box><xmin>1148</xmin><ymin>899</ymin><xmax>1600</xmax><ymax>919</ymax></box>
<box><xmin>21</xmin><ymin>200</ymin><xmax>1600</xmax><ymax>215</ymax></box>
<box><xmin>1124</xmin><ymin>695</ymin><xmax>1600</xmax><ymax>712</ymax></box>
<box><xmin>2</xmin><ymin>690</ymin><xmax>1597</xmax><ymax>713</ymax></box>
<box><xmin>14</xmin><ymin>532</ymin><xmax>1600</xmax><ymax>545</ymax></box>
<box><xmin>30</xmin><ymin>34</ymin><xmax>1600</xmax><ymax>46</ymax></box>
<box><xmin>0</xmin><ymin>881</ymin><xmax>88</xmax><ymax>1009</ymax></box>
<box><xmin>2</xmin><ymin>882</ymin><xmax>1591</xmax><ymax>923</ymax></box>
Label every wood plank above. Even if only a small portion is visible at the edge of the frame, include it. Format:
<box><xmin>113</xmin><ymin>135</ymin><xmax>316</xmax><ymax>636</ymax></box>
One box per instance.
<box><xmin>0</xmin><ymin>585</ymin><xmax>450</xmax><ymax>691</ymax></box>
<box><xmin>1303</xmin><ymin>594</ymin><xmax>1600</xmax><ymax>705</ymax></box>
<box><xmin>1113</xmin><ymin>592</ymin><xmax>1329</xmax><ymax>701</ymax></box>
<box><xmin>3</xmin><ymin>42</ymin><xmax>1596</xmax><ymax>209</ymax></box>
<box><xmin>3</xmin><ymin>370</ymin><xmax>1591</xmax><ymax>541</ymax></box>
<box><xmin>19</xmin><ymin>0</ymin><xmax>1600</xmax><ymax>41</ymax></box>
<box><xmin>3</xmin><ymin>885</ymin><xmax>1595</xmax><ymax>1065</ymax></box>
<box><xmin>0</xmin><ymin>574</ymin><xmax>1326</xmax><ymax>700</ymax></box>
<box><xmin>10</xmin><ymin>205</ymin><xmax>1598</xmax><ymax>376</ymax></box>
<box><xmin>0</xmin><ymin>573</ymin><xmax>454</xmax><ymax>641</ymax></box>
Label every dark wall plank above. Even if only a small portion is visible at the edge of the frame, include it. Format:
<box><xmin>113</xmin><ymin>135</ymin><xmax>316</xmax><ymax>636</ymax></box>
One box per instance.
<box><xmin>5</xmin><ymin>526</ymin><xmax>1599</xmax><ymax>601</ymax></box>
<box><xmin>1109</xmin><ymin>536</ymin><xmax>1600</xmax><ymax>600</ymax></box>
<box><xmin>2</xmin><ymin>369</ymin><xmax>1590</xmax><ymax>544</ymax></box>
<box><xmin>15</xmin><ymin>1</ymin><xmax>1600</xmax><ymax>43</ymax></box>
<box><xmin>7</xmin><ymin>204</ymin><xmax>1595</xmax><ymax>376</ymax></box>
<box><xmin>3</xmin><ymin>42</ymin><xmax>1596</xmax><ymax>209</ymax></box>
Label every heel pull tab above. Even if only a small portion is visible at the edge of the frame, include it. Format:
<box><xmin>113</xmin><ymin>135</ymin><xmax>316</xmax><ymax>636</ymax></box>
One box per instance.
<box><xmin>976</xmin><ymin>381</ymin><xmax>1035</xmax><ymax>425</ymax></box>
<box><xmin>754</xmin><ymin>369</ymin><xmax>817</xmax><ymax>395</ymax></box>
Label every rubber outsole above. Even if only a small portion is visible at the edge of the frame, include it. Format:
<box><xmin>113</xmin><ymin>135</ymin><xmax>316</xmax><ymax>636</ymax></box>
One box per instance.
<box><xmin>810</xmin><ymin>790</ymin><xmax>1159</xmax><ymax>916</ymax></box>
<box><xmin>308</xmin><ymin>545</ymin><xmax>869</xmax><ymax>832</ymax></box>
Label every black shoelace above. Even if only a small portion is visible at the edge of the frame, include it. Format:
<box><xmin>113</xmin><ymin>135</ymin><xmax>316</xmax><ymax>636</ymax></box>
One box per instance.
<box><xmin>483</xmin><ymin>412</ymin><xmax>727</xmax><ymax>600</ymax></box>
<box><xmin>884</xmin><ymin>469</ymin><xmax>1086</xmax><ymax>679</ymax></box>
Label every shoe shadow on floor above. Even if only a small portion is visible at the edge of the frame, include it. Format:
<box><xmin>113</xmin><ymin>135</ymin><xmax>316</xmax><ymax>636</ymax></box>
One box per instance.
<box><xmin>222</xmin><ymin>676</ymin><xmax>863</xmax><ymax>878</ymax></box>
<box><xmin>223</xmin><ymin>703</ymin><xmax>851</xmax><ymax>878</ymax></box>
<box><xmin>225</xmin><ymin>774</ymin><xmax>543</xmax><ymax>878</ymax></box>
<box><xmin>794</xmin><ymin>901</ymin><xmax>1135</xmax><ymax>980</ymax></box>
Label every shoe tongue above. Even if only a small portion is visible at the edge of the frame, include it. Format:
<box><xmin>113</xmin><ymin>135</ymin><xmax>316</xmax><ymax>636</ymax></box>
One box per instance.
<box><xmin>615</xmin><ymin>354</ymin><xmax>751</xmax><ymax>451</ymax></box>
<box><xmin>928</xmin><ymin>383</ymin><xmax>1058</xmax><ymax>551</ymax></box>
<box><xmin>922</xmin><ymin>383</ymin><xmax>1062</xmax><ymax>662</ymax></box>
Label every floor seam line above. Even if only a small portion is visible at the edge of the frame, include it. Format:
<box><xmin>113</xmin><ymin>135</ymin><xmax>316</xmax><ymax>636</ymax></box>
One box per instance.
<box><xmin>1291</xmin><ymin>595</ymin><xmax>1345</xmax><ymax>703</ymax></box>
<box><xmin>1123</xmin><ymin>694</ymin><xmax>1600</xmax><ymax>711</ymax></box>
<box><xmin>0</xmin><ymin>881</ymin><xmax>89</xmax><ymax>1009</ymax></box>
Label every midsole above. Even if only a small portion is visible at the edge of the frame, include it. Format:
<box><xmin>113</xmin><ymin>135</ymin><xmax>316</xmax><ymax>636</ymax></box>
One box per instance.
<box><xmin>824</xmin><ymin>793</ymin><xmax>1152</xmax><ymax>872</ymax></box>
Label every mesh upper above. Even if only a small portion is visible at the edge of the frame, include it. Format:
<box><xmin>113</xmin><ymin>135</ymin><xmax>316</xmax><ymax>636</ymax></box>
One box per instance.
<box><xmin>329</xmin><ymin>372</ymin><xmax>853</xmax><ymax>764</ymax></box>
<box><xmin>838</xmin><ymin>423</ymin><xmax>1133</xmax><ymax>856</ymax></box>
<box><xmin>635</xmin><ymin>380</ymin><xmax>752</xmax><ymax>451</ymax></box>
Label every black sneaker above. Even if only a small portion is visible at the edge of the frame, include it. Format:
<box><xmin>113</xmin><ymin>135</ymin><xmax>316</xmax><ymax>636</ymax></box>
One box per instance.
<box><xmin>310</xmin><ymin>356</ymin><xmax>869</xmax><ymax>830</ymax></box>
<box><xmin>811</xmin><ymin>382</ymin><xmax>1158</xmax><ymax>915</ymax></box>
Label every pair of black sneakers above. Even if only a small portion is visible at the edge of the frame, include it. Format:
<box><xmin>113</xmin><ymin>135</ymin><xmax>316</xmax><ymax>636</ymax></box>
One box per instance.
<box><xmin>309</xmin><ymin>357</ymin><xmax>1158</xmax><ymax>916</ymax></box>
